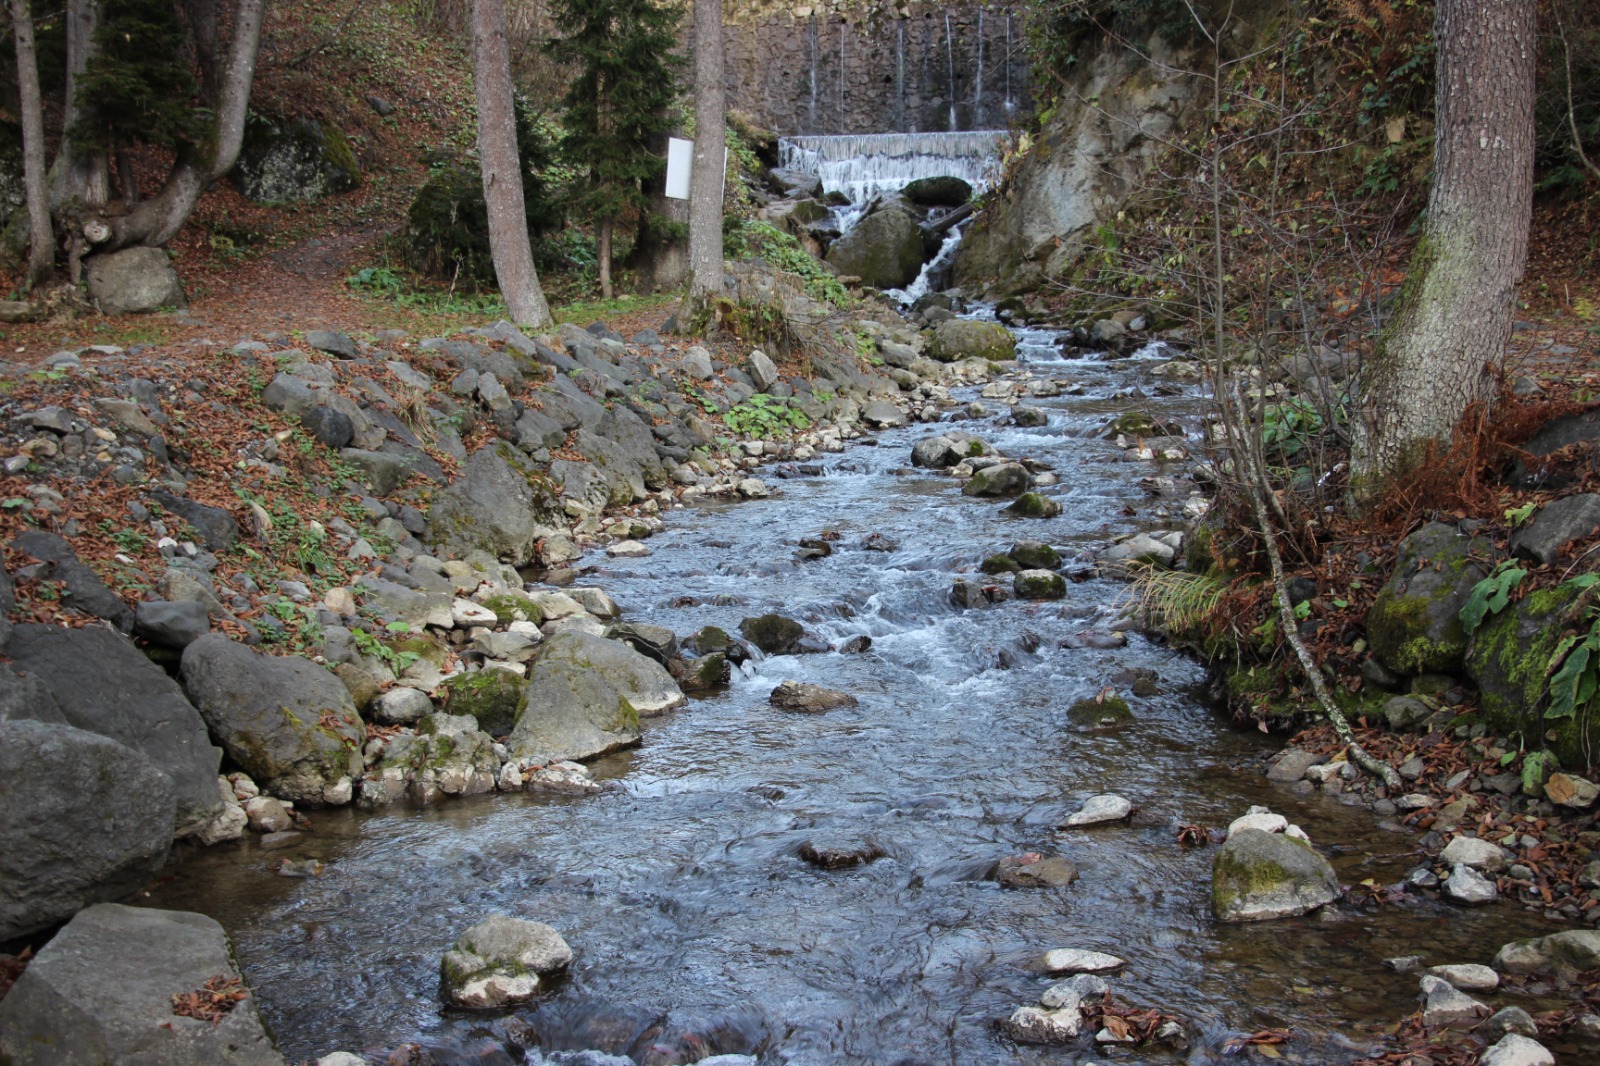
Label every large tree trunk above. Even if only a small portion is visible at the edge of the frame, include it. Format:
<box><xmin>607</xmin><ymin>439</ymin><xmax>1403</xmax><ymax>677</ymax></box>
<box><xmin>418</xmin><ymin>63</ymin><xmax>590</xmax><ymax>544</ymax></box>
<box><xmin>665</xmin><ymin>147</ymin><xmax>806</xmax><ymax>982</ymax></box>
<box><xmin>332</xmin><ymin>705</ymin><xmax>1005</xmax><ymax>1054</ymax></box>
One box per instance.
<box><xmin>598</xmin><ymin>219</ymin><xmax>614</xmax><ymax>299</ymax></box>
<box><xmin>687</xmin><ymin>0</ymin><xmax>725</xmax><ymax>300</ymax></box>
<box><xmin>1350</xmin><ymin>0</ymin><xmax>1536</xmax><ymax>503</ymax></box>
<box><xmin>97</xmin><ymin>0</ymin><xmax>265</xmax><ymax>250</ymax></box>
<box><xmin>470</xmin><ymin>0</ymin><xmax>552</xmax><ymax>328</ymax></box>
<box><xmin>183</xmin><ymin>0</ymin><xmax>222</xmax><ymax>102</ymax></box>
<box><xmin>10</xmin><ymin>0</ymin><xmax>55</xmax><ymax>286</ymax></box>
<box><xmin>50</xmin><ymin>0</ymin><xmax>108</xmax><ymax>210</ymax></box>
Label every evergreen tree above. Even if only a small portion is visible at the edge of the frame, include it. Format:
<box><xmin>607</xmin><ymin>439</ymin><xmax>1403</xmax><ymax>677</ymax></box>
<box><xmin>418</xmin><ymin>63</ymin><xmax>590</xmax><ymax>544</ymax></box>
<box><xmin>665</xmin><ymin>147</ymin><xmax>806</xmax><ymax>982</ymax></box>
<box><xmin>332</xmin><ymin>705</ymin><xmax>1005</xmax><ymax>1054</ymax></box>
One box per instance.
<box><xmin>72</xmin><ymin>0</ymin><xmax>204</xmax><ymax>155</ymax></box>
<box><xmin>547</xmin><ymin>0</ymin><xmax>682</xmax><ymax>298</ymax></box>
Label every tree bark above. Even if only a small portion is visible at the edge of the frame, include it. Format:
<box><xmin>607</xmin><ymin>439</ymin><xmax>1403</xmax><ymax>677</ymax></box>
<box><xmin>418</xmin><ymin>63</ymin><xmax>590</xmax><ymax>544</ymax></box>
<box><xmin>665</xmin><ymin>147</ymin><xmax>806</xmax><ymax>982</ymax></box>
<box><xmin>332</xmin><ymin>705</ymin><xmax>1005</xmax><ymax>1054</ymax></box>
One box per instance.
<box><xmin>598</xmin><ymin>219</ymin><xmax>614</xmax><ymax>300</ymax></box>
<box><xmin>10</xmin><ymin>0</ymin><xmax>55</xmax><ymax>286</ymax></box>
<box><xmin>687</xmin><ymin>0</ymin><xmax>725</xmax><ymax>300</ymax></box>
<box><xmin>470</xmin><ymin>0</ymin><xmax>552</xmax><ymax>328</ymax></box>
<box><xmin>50</xmin><ymin>0</ymin><xmax>108</xmax><ymax>211</ymax></box>
<box><xmin>95</xmin><ymin>0</ymin><xmax>265</xmax><ymax>250</ymax></box>
<box><xmin>183</xmin><ymin>0</ymin><xmax>222</xmax><ymax>103</ymax></box>
<box><xmin>1350</xmin><ymin>0</ymin><xmax>1536</xmax><ymax>503</ymax></box>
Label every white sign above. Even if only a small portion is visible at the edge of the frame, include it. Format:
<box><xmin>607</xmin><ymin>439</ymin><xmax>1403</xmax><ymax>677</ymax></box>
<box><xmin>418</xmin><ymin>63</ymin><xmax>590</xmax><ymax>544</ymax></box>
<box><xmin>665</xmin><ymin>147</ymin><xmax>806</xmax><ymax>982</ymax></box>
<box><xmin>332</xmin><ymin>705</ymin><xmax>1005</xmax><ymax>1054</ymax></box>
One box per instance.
<box><xmin>665</xmin><ymin>137</ymin><xmax>694</xmax><ymax>200</ymax></box>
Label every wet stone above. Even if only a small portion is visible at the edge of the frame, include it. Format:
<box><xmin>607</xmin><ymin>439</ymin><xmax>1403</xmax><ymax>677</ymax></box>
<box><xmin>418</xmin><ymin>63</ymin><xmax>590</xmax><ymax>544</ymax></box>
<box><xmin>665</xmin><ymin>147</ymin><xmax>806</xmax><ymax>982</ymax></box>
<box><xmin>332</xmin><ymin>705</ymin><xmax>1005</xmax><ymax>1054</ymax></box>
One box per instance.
<box><xmin>995</xmin><ymin>853</ymin><xmax>1079</xmax><ymax>888</ymax></box>
<box><xmin>799</xmin><ymin>840</ymin><xmax>885</xmax><ymax>869</ymax></box>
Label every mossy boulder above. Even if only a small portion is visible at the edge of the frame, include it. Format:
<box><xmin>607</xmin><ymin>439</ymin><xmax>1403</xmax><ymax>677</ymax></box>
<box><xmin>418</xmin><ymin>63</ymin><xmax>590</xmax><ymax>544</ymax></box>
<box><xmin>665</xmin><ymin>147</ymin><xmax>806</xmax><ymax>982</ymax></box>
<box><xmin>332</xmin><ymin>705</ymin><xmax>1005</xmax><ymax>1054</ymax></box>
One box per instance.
<box><xmin>1466</xmin><ymin>583</ymin><xmax>1597</xmax><ymax>765</ymax></box>
<box><xmin>926</xmin><ymin>319</ymin><xmax>1016</xmax><ymax>363</ymax></box>
<box><xmin>1067</xmin><ymin>695</ymin><xmax>1133</xmax><ymax>727</ymax></box>
<box><xmin>481</xmin><ymin>592</ymin><xmax>544</xmax><ymax>627</ymax></box>
<box><xmin>981</xmin><ymin>554</ymin><xmax>1021</xmax><ymax>575</ymax></box>
<box><xmin>824</xmin><ymin>196</ymin><xmax>926</xmax><ymax>289</ymax></box>
<box><xmin>902</xmin><ymin>175</ymin><xmax>973</xmax><ymax>206</ymax></box>
<box><xmin>681</xmin><ymin>652</ymin><xmax>730</xmax><ymax>691</ymax></box>
<box><xmin>1011</xmin><ymin>540</ymin><xmax>1062</xmax><ymax>570</ymax></box>
<box><xmin>1007</xmin><ymin>492</ymin><xmax>1062</xmax><ymax>518</ymax></box>
<box><xmin>1366</xmin><ymin>522</ymin><xmax>1493</xmax><ymax>677</ymax></box>
<box><xmin>231</xmin><ymin>114</ymin><xmax>360</xmax><ymax>203</ymax></box>
<box><xmin>1212</xmin><ymin>828</ymin><xmax>1339</xmax><ymax>922</ymax></box>
<box><xmin>739</xmin><ymin>613</ymin><xmax>806</xmax><ymax>655</ymax></box>
<box><xmin>427</xmin><ymin>445</ymin><xmax>565</xmax><ymax>566</ymax></box>
<box><xmin>442</xmin><ymin>670</ymin><xmax>527</xmax><ymax>736</ymax></box>
<box><xmin>1015</xmin><ymin>570</ymin><xmax>1066</xmax><ymax>600</ymax></box>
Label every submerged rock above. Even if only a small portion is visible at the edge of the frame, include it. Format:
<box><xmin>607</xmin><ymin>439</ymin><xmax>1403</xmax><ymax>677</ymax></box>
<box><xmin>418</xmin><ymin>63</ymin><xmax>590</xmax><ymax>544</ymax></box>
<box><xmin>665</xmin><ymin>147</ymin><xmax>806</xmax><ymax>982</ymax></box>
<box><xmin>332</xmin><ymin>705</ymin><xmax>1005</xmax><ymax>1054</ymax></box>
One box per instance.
<box><xmin>440</xmin><ymin>915</ymin><xmax>573</xmax><ymax>1009</ymax></box>
<box><xmin>769</xmin><ymin>680</ymin><xmax>858</xmax><ymax>713</ymax></box>
<box><xmin>996</xmin><ymin>853</ymin><xmax>1079</xmax><ymax>888</ymax></box>
<box><xmin>1494</xmin><ymin>929</ymin><xmax>1600</xmax><ymax>975</ymax></box>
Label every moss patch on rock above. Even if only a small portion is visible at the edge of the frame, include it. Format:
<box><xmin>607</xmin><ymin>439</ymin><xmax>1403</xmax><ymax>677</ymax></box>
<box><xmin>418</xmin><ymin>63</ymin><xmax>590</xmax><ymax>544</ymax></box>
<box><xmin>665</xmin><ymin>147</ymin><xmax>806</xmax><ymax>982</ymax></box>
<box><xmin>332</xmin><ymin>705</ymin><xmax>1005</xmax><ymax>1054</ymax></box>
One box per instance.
<box><xmin>442</xmin><ymin>670</ymin><xmax>527</xmax><ymax>736</ymax></box>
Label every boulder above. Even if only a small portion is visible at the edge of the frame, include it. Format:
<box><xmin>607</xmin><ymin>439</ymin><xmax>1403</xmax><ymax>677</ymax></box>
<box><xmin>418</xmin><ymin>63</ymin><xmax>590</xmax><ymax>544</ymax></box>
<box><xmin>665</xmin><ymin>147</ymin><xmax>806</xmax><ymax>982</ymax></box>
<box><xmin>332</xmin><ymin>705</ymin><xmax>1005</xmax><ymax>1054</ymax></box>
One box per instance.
<box><xmin>1011</xmin><ymin>540</ymin><xmax>1062</xmax><ymax>570</ymax></box>
<box><xmin>11</xmin><ymin>530</ymin><xmax>135</xmax><ymax>630</ymax></box>
<box><xmin>1066</xmin><ymin>695</ymin><xmax>1133</xmax><ymax>727</ymax></box>
<box><xmin>1511</xmin><ymin>494</ymin><xmax>1600</xmax><ymax>566</ymax></box>
<box><xmin>1006</xmin><ymin>492</ymin><xmax>1062</xmax><ymax>518</ymax></box>
<box><xmin>427</xmin><ymin>444</ymin><xmax>565</xmax><ymax>566</ymax></box>
<box><xmin>824</xmin><ymin>197</ymin><xmax>927</xmax><ymax>289</ymax></box>
<box><xmin>1211</xmin><ymin>828</ymin><xmax>1339</xmax><ymax>922</ymax></box>
<box><xmin>1439</xmin><ymin>834</ymin><xmax>1507</xmax><ymax>870</ymax></box>
<box><xmin>739</xmin><ymin>612</ymin><xmax>810</xmax><ymax>655</ymax></box>
<box><xmin>1366</xmin><ymin>522</ymin><xmax>1491</xmax><ymax>676</ymax></box>
<box><xmin>1040</xmin><ymin>948</ymin><xmax>1125</xmax><ymax>974</ymax></box>
<box><xmin>6</xmin><ymin>623</ymin><xmax>222</xmax><ymax>835</ymax></box>
<box><xmin>232</xmin><ymin>114</ymin><xmax>360</xmax><ymax>202</ymax></box>
<box><xmin>509</xmin><ymin>658</ymin><xmax>641</xmax><ymax>764</ymax></box>
<box><xmin>1061</xmin><ymin>793</ymin><xmax>1132</xmax><ymax>827</ymax></box>
<box><xmin>84</xmin><ymin>247</ymin><xmax>186</xmax><ymax>315</ymax></box>
<box><xmin>962</xmin><ymin>462</ymin><xmax>1030</xmax><ymax>497</ymax></box>
<box><xmin>134</xmin><ymin>599</ymin><xmax>212</xmax><ymax>649</ymax></box>
<box><xmin>1424</xmin><ymin>964</ymin><xmax>1499</xmax><ymax>991</ymax></box>
<box><xmin>1418</xmin><ymin>974</ymin><xmax>1488</xmax><ymax>1028</ymax></box>
<box><xmin>0</xmin><ymin>722</ymin><xmax>175</xmax><ymax>941</ymax></box>
<box><xmin>1443</xmin><ymin>863</ymin><xmax>1497</xmax><ymax>904</ymax></box>
<box><xmin>1014</xmin><ymin>569</ymin><xmax>1066</xmax><ymax>600</ymax></box>
<box><xmin>926</xmin><ymin>319</ymin><xmax>1016</xmax><ymax>363</ymax></box>
<box><xmin>148</xmin><ymin>491</ymin><xmax>242</xmax><ymax>552</ymax></box>
<box><xmin>902</xmin><ymin>175</ymin><xmax>973</xmax><ymax>206</ymax></box>
<box><xmin>440</xmin><ymin>915</ymin><xmax>572</xmax><ymax>1009</ymax></box>
<box><xmin>537</xmin><ymin>629</ymin><xmax>686</xmax><ymax>716</ymax></box>
<box><xmin>1494</xmin><ymin>929</ymin><xmax>1600</xmax><ymax>975</ymax></box>
<box><xmin>384</xmin><ymin>714</ymin><xmax>499</xmax><ymax>797</ymax></box>
<box><xmin>180</xmin><ymin>634</ymin><xmax>362</xmax><ymax>805</ymax></box>
<box><xmin>1479</xmin><ymin>1034</ymin><xmax>1554</xmax><ymax>1066</ymax></box>
<box><xmin>440</xmin><ymin>670</ymin><xmax>525</xmax><ymax>734</ymax></box>
<box><xmin>0</xmin><ymin>903</ymin><xmax>284</xmax><ymax>1065</ymax></box>
<box><xmin>769</xmin><ymin>680</ymin><xmax>858</xmax><ymax>712</ymax></box>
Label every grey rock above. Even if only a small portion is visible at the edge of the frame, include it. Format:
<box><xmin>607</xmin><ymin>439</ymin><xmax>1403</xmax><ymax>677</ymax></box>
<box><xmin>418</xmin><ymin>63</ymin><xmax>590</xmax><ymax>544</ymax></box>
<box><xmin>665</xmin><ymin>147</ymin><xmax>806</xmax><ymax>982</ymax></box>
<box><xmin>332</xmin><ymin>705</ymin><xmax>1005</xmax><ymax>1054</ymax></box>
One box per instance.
<box><xmin>339</xmin><ymin>448</ymin><xmax>412</xmax><ymax>495</ymax></box>
<box><xmin>1099</xmin><ymin>533</ymin><xmax>1175</xmax><ymax>568</ymax></box>
<box><xmin>305</xmin><ymin>329</ymin><xmax>358</xmax><ymax>359</ymax></box>
<box><xmin>769</xmin><ymin>680</ymin><xmax>858</xmax><ymax>712</ymax></box>
<box><xmin>134</xmin><ymin>599</ymin><xmax>211</xmax><ymax>649</ymax></box>
<box><xmin>1494</xmin><ymin>929</ymin><xmax>1600</xmax><ymax>975</ymax></box>
<box><xmin>0</xmin><ymin>722</ymin><xmax>175</xmax><ymax>941</ymax></box>
<box><xmin>375</xmin><ymin>686</ymin><xmax>433</xmax><ymax>725</ymax></box>
<box><xmin>508</xmin><ymin>656</ymin><xmax>642</xmax><ymax>764</ymax></box>
<box><xmin>428</xmin><ymin>445</ymin><xmax>565</xmax><ymax>565</ymax></box>
<box><xmin>1423</xmin><ymin>963</ymin><xmax>1498</xmax><ymax>991</ymax></box>
<box><xmin>1479</xmin><ymin>1035</ymin><xmax>1554</xmax><ymax>1066</ymax></box>
<box><xmin>739</xmin><ymin>612</ymin><xmax>811</xmax><ymax>655</ymax></box>
<box><xmin>0</xmin><ymin>903</ymin><xmax>284</xmax><ymax>1065</ymax></box>
<box><xmin>1002</xmin><ymin>1006</ymin><xmax>1082</xmax><ymax>1044</ymax></box>
<box><xmin>535</xmin><ymin>629</ymin><xmax>685</xmax><ymax>716</ymax></box>
<box><xmin>1061</xmin><ymin>793</ymin><xmax>1132</xmax><ymax>827</ymax></box>
<box><xmin>149</xmin><ymin>491</ymin><xmax>241</xmax><ymax>552</ymax></box>
<box><xmin>995</xmin><ymin>854</ymin><xmax>1078</xmax><ymax>888</ymax></box>
<box><xmin>1512</xmin><ymin>494</ymin><xmax>1600</xmax><ymax>566</ymax></box>
<box><xmin>1439</xmin><ymin>834</ymin><xmax>1507</xmax><ymax>870</ymax></box>
<box><xmin>824</xmin><ymin>197</ymin><xmax>927</xmax><ymax>289</ymax></box>
<box><xmin>233</xmin><ymin>115</ymin><xmax>360</xmax><ymax>203</ymax></box>
<box><xmin>1267</xmin><ymin>748</ymin><xmax>1323</xmax><ymax>783</ymax></box>
<box><xmin>747</xmin><ymin>350</ymin><xmax>779</xmax><ymax>392</ymax></box>
<box><xmin>84</xmin><ymin>247</ymin><xmax>186</xmax><ymax>315</ymax></box>
<box><xmin>1040</xmin><ymin>948</ymin><xmax>1125</xmax><ymax>974</ymax></box>
<box><xmin>0</xmin><ymin>664</ymin><xmax>66</xmax><ymax>724</ymax></box>
<box><xmin>10</xmin><ymin>530</ymin><xmax>135</xmax><ymax>631</ymax></box>
<box><xmin>926</xmin><ymin>319</ymin><xmax>1016</xmax><ymax>362</ymax></box>
<box><xmin>1011</xmin><ymin>404</ymin><xmax>1049</xmax><ymax>427</ymax></box>
<box><xmin>1418</xmin><ymin>974</ymin><xmax>1488</xmax><ymax>1028</ymax></box>
<box><xmin>1212</xmin><ymin>828</ymin><xmax>1338</xmax><ymax>921</ymax></box>
<box><xmin>301</xmin><ymin>406</ymin><xmax>354</xmax><ymax>449</ymax></box>
<box><xmin>860</xmin><ymin>401</ymin><xmax>905</xmax><ymax>428</ymax></box>
<box><xmin>181</xmin><ymin>634</ymin><xmax>362</xmax><ymax>804</ymax></box>
<box><xmin>962</xmin><ymin>462</ymin><xmax>1030</xmax><ymax>497</ymax></box>
<box><xmin>440</xmin><ymin>915</ymin><xmax>573</xmax><ymax>1009</ymax></box>
<box><xmin>260</xmin><ymin>373</ymin><xmax>321</xmax><ymax>417</ymax></box>
<box><xmin>1483</xmin><ymin>1006</ymin><xmax>1540</xmax><ymax>1039</ymax></box>
<box><xmin>6</xmin><ymin>623</ymin><xmax>221</xmax><ymax>835</ymax></box>
<box><xmin>1444</xmin><ymin>864</ymin><xmax>1497</xmax><ymax>904</ymax></box>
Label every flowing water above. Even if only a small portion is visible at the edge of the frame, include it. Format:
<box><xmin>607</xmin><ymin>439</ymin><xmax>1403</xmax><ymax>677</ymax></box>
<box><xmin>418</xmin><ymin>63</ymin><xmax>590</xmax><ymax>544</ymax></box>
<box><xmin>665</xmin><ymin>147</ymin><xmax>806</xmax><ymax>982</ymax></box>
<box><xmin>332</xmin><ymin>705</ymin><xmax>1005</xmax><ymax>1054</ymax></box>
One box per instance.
<box><xmin>145</xmin><ymin>333</ymin><xmax>1564</xmax><ymax>1064</ymax></box>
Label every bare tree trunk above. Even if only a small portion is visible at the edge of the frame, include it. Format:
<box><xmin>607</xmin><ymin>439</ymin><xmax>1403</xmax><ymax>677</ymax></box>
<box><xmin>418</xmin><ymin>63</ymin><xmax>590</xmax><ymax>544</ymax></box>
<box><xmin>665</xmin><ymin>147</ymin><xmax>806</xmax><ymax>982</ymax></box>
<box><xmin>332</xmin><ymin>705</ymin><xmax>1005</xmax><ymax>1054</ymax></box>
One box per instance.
<box><xmin>10</xmin><ymin>0</ymin><xmax>55</xmax><ymax>286</ymax></box>
<box><xmin>598</xmin><ymin>219</ymin><xmax>614</xmax><ymax>299</ymax></box>
<box><xmin>50</xmin><ymin>0</ymin><xmax>109</xmax><ymax>210</ymax></box>
<box><xmin>687</xmin><ymin>0</ymin><xmax>725</xmax><ymax>300</ymax></box>
<box><xmin>470</xmin><ymin>0</ymin><xmax>552</xmax><ymax>328</ymax></box>
<box><xmin>97</xmin><ymin>0</ymin><xmax>265</xmax><ymax>250</ymax></box>
<box><xmin>1350</xmin><ymin>0</ymin><xmax>1536</xmax><ymax>503</ymax></box>
<box><xmin>183</xmin><ymin>0</ymin><xmax>222</xmax><ymax>102</ymax></box>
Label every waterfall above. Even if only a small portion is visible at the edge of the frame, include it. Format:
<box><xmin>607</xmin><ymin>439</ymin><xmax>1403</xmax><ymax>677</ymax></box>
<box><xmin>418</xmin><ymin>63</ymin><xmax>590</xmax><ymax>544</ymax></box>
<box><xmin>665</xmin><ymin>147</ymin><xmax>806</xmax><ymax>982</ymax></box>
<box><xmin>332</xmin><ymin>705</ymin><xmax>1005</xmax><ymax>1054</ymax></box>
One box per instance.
<box><xmin>1004</xmin><ymin>14</ymin><xmax>1015</xmax><ymax>116</ymax></box>
<box><xmin>974</xmin><ymin>11</ymin><xmax>984</xmax><ymax>130</ymax></box>
<box><xmin>896</xmin><ymin>22</ymin><xmax>906</xmax><ymax>133</ymax></box>
<box><xmin>778</xmin><ymin>131</ymin><xmax>1006</xmax><ymax>207</ymax></box>
<box><xmin>839</xmin><ymin>20</ymin><xmax>846</xmax><ymax>133</ymax></box>
<box><xmin>944</xmin><ymin>13</ymin><xmax>957</xmax><ymax>132</ymax></box>
<box><xmin>807</xmin><ymin>16</ymin><xmax>819</xmax><ymax>133</ymax></box>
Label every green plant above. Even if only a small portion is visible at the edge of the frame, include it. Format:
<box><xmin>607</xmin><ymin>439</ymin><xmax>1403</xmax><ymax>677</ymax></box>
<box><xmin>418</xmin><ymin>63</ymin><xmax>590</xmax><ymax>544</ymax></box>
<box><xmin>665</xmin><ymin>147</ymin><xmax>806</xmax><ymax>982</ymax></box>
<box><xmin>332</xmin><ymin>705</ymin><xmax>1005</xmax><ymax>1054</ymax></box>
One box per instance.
<box><xmin>352</xmin><ymin>625</ymin><xmax>421</xmax><ymax>672</ymax></box>
<box><xmin>1460</xmin><ymin>562</ymin><xmax>1529</xmax><ymax>633</ymax></box>
<box><xmin>723</xmin><ymin>219</ymin><xmax>849</xmax><ymax>306</ymax></box>
<box><xmin>723</xmin><ymin>394</ymin><xmax>810</xmax><ymax>439</ymax></box>
<box><xmin>98</xmin><ymin>519</ymin><xmax>150</xmax><ymax>554</ymax></box>
<box><xmin>1259</xmin><ymin>398</ymin><xmax>1326</xmax><ymax>461</ymax></box>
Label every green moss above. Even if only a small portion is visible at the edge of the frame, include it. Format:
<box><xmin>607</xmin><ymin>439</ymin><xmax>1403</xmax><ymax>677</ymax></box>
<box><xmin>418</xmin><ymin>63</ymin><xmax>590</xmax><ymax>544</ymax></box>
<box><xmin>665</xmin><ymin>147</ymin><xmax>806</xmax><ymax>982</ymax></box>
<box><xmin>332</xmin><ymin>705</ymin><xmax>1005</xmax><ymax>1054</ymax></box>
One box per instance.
<box><xmin>1367</xmin><ymin>587</ymin><xmax>1466</xmax><ymax>676</ymax></box>
<box><xmin>1212</xmin><ymin>847</ymin><xmax>1298</xmax><ymax>912</ymax></box>
<box><xmin>980</xmin><ymin>554</ymin><xmax>1020</xmax><ymax>575</ymax></box>
<box><xmin>442</xmin><ymin>670</ymin><xmax>526</xmax><ymax>735</ymax></box>
<box><xmin>481</xmin><ymin>593</ymin><xmax>543</xmax><ymax>626</ymax></box>
<box><xmin>1471</xmin><ymin>584</ymin><xmax>1597</xmax><ymax>765</ymax></box>
<box><xmin>394</xmin><ymin>633</ymin><xmax>448</xmax><ymax>668</ymax></box>
<box><xmin>1067</xmin><ymin>695</ymin><xmax>1132</xmax><ymax>726</ymax></box>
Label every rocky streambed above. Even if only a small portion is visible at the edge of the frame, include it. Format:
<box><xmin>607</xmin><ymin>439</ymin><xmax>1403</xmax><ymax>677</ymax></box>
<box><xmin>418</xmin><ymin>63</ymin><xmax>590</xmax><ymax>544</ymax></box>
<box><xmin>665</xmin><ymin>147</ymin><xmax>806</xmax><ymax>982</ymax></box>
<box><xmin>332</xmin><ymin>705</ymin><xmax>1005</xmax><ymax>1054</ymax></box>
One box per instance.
<box><xmin>0</xmin><ymin>321</ymin><xmax>1560</xmax><ymax>1064</ymax></box>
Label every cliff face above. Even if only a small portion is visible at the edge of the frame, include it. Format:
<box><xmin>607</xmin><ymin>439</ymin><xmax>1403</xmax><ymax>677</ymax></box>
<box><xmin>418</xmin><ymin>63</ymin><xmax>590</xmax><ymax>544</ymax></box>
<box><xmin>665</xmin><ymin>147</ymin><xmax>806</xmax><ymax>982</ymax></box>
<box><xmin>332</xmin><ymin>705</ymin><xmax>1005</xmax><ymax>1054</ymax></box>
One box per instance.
<box><xmin>951</xmin><ymin>34</ymin><xmax>1199</xmax><ymax>297</ymax></box>
<box><xmin>720</xmin><ymin>1</ymin><xmax>1031</xmax><ymax>135</ymax></box>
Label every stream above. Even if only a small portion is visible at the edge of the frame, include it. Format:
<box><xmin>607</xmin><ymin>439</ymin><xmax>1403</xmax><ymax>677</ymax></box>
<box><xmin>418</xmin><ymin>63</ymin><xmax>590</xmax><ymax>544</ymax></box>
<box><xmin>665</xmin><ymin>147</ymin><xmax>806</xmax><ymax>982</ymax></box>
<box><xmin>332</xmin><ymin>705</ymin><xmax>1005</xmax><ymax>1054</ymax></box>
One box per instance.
<box><xmin>144</xmin><ymin>330</ymin><xmax>1564</xmax><ymax>1064</ymax></box>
